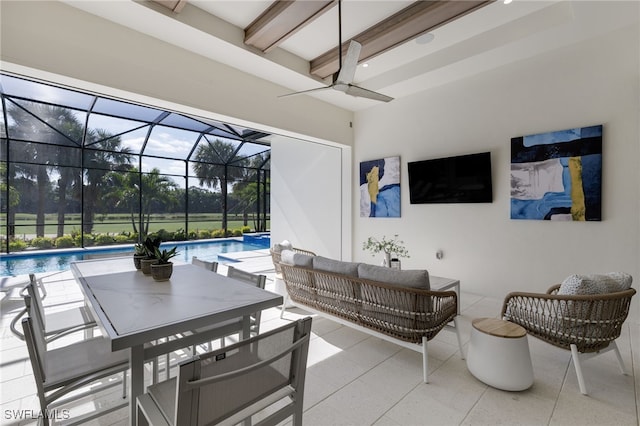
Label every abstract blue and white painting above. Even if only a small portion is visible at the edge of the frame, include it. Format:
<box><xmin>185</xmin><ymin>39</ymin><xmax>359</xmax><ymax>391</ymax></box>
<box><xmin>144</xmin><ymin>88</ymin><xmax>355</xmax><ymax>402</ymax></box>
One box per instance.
<box><xmin>360</xmin><ymin>156</ymin><xmax>401</xmax><ymax>217</ymax></box>
<box><xmin>510</xmin><ymin>125</ymin><xmax>602</xmax><ymax>221</ymax></box>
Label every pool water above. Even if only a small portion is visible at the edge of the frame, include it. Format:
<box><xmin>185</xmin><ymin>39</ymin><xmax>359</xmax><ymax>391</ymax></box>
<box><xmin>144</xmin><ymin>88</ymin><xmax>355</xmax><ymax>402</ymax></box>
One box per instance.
<box><xmin>0</xmin><ymin>236</ymin><xmax>270</xmax><ymax>277</ymax></box>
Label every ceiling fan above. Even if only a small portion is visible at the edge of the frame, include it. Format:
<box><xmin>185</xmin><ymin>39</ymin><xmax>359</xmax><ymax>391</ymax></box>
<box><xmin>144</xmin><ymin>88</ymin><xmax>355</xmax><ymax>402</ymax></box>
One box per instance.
<box><xmin>279</xmin><ymin>0</ymin><xmax>393</xmax><ymax>103</ymax></box>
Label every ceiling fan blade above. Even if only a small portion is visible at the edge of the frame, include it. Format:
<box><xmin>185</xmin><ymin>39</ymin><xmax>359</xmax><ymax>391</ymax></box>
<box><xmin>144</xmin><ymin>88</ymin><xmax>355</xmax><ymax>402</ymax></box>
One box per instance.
<box><xmin>335</xmin><ymin>40</ymin><xmax>361</xmax><ymax>85</ymax></box>
<box><xmin>345</xmin><ymin>84</ymin><xmax>394</xmax><ymax>102</ymax></box>
<box><xmin>278</xmin><ymin>86</ymin><xmax>332</xmax><ymax>98</ymax></box>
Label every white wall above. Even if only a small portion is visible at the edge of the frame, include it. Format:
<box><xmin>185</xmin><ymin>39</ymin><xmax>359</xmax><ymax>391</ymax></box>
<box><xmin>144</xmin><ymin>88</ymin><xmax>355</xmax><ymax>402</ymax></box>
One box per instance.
<box><xmin>271</xmin><ymin>136</ymin><xmax>351</xmax><ymax>259</ymax></box>
<box><xmin>353</xmin><ymin>23</ymin><xmax>640</xmax><ymax>302</ymax></box>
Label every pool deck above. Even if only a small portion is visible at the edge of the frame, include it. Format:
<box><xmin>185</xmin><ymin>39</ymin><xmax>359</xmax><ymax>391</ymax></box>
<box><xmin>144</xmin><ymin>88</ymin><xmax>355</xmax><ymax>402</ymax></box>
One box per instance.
<box><xmin>218</xmin><ymin>248</ymin><xmax>275</xmax><ymax>274</ymax></box>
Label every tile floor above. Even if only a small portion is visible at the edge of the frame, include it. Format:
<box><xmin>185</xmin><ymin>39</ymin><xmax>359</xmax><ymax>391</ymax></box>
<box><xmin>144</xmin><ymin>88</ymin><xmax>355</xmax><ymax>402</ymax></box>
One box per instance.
<box><xmin>0</xmin><ymin>253</ymin><xmax>638</xmax><ymax>426</ymax></box>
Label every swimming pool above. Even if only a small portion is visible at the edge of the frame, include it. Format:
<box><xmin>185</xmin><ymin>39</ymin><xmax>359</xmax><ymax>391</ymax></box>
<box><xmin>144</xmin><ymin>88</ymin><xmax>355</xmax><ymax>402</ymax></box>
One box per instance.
<box><xmin>0</xmin><ymin>235</ymin><xmax>270</xmax><ymax>277</ymax></box>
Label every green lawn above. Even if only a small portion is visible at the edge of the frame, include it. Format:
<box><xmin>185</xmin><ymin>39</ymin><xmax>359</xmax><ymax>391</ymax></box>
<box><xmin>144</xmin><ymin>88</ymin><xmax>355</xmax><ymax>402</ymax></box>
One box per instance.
<box><xmin>3</xmin><ymin>213</ymin><xmax>269</xmax><ymax>237</ymax></box>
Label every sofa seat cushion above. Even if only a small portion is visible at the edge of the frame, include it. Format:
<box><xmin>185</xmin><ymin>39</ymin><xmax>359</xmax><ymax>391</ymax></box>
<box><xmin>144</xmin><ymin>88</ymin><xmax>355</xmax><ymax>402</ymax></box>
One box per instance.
<box><xmin>558</xmin><ymin>272</ymin><xmax>632</xmax><ymax>295</ymax></box>
<box><xmin>357</xmin><ymin>264</ymin><xmax>430</xmax><ymax>290</ymax></box>
<box><xmin>280</xmin><ymin>249</ymin><xmax>314</xmax><ymax>268</ymax></box>
<box><xmin>313</xmin><ymin>256</ymin><xmax>360</xmax><ymax>277</ymax></box>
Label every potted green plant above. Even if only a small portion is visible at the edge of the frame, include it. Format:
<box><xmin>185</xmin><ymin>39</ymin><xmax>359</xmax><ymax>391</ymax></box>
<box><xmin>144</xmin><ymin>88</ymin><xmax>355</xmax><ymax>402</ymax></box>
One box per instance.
<box><xmin>140</xmin><ymin>237</ymin><xmax>162</xmax><ymax>275</ymax></box>
<box><xmin>133</xmin><ymin>243</ymin><xmax>146</xmax><ymax>270</ymax></box>
<box><xmin>363</xmin><ymin>234</ymin><xmax>410</xmax><ymax>267</ymax></box>
<box><xmin>151</xmin><ymin>246</ymin><xmax>178</xmax><ymax>281</ymax></box>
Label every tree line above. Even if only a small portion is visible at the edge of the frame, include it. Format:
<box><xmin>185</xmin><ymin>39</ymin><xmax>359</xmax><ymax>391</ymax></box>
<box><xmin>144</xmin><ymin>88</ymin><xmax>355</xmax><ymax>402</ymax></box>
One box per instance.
<box><xmin>1</xmin><ymin>103</ymin><xmax>269</xmax><ymax>240</ymax></box>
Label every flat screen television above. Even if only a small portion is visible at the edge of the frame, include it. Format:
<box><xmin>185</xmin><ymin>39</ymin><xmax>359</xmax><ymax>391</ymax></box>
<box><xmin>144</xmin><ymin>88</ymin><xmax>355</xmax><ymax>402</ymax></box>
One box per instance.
<box><xmin>408</xmin><ymin>152</ymin><xmax>493</xmax><ymax>204</ymax></box>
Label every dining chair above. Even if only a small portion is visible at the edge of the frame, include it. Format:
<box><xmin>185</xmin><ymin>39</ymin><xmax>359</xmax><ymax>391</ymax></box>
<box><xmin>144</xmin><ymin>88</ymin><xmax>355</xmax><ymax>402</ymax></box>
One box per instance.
<box><xmin>156</xmin><ymin>267</ymin><xmax>266</xmax><ymax>382</ymax></box>
<box><xmin>226</xmin><ymin>265</ymin><xmax>267</xmax><ymax>336</ymax></box>
<box><xmin>189</xmin><ymin>267</ymin><xmax>267</xmax><ymax>356</ymax></box>
<box><xmin>137</xmin><ymin>317</ymin><xmax>312</xmax><ymax>426</ymax></box>
<box><xmin>151</xmin><ymin>256</ymin><xmax>219</xmax><ymax>381</ymax></box>
<box><xmin>21</xmin><ymin>305</ymin><xmax>130</xmax><ymax>426</ymax></box>
<box><xmin>191</xmin><ymin>256</ymin><xmax>219</xmax><ymax>272</ymax></box>
<box><xmin>11</xmin><ymin>274</ymin><xmax>96</xmax><ymax>342</ymax></box>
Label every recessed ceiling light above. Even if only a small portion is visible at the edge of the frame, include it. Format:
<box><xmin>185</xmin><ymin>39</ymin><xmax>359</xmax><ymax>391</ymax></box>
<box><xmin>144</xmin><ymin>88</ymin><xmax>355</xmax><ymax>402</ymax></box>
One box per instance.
<box><xmin>416</xmin><ymin>33</ymin><xmax>435</xmax><ymax>45</ymax></box>
<box><xmin>362</xmin><ymin>63</ymin><xmax>369</xmax><ymax>68</ymax></box>
<box><xmin>504</xmin><ymin>0</ymin><xmax>513</xmax><ymax>4</ymax></box>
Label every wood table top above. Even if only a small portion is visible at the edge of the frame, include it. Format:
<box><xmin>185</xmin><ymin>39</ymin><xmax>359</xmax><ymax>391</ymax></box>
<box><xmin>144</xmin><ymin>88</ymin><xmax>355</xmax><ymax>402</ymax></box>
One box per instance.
<box><xmin>472</xmin><ymin>317</ymin><xmax>526</xmax><ymax>338</ymax></box>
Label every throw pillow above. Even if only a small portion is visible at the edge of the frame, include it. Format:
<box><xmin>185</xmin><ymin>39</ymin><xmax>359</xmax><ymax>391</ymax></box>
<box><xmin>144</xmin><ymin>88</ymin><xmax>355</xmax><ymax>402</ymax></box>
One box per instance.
<box><xmin>272</xmin><ymin>240</ymin><xmax>293</xmax><ymax>253</ymax></box>
<box><xmin>558</xmin><ymin>272</ymin><xmax>633</xmax><ymax>295</ymax></box>
<box><xmin>312</xmin><ymin>256</ymin><xmax>360</xmax><ymax>277</ymax></box>
<box><xmin>357</xmin><ymin>263</ymin><xmax>430</xmax><ymax>290</ymax></box>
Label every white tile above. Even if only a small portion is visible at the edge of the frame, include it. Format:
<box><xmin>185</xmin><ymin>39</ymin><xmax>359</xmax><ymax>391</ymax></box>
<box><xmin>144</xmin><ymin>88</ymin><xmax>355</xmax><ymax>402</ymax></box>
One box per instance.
<box><xmin>1</xmin><ymin>254</ymin><xmax>638</xmax><ymax>426</ymax></box>
<box><xmin>551</xmin><ymin>387</ymin><xmax>638</xmax><ymax>425</ymax></box>
<box><xmin>462</xmin><ymin>386</ymin><xmax>555</xmax><ymax>426</ymax></box>
<box><xmin>303</xmin><ymin>378</ymin><xmax>396</xmax><ymax>426</ymax></box>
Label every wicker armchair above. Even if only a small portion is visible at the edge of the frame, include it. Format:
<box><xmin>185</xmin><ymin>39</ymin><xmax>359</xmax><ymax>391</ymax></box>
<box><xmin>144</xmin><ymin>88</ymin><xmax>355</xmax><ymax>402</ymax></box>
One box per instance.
<box><xmin>502</xmin><ymin>285</ymin><xmax>636</xmax><ymax>395</ymax></box>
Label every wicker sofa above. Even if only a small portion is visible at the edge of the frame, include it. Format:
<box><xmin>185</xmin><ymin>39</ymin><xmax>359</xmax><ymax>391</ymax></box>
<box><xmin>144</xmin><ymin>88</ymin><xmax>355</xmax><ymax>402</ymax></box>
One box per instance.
<box><xmin>274</xmin><ymin>249</ymin><xmax>464</xmax><ymax>383</ymax></box>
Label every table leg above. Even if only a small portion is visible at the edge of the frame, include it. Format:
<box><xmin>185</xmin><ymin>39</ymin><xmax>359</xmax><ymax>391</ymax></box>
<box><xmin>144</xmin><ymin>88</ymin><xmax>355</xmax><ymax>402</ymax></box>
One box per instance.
<box><xmin>129</xmin><ymin>345</ymin><xmax>144</xmax><ymax>426</ymax></box>
<box><xmin>240</xmin><ymin>315</ymin><xmax>251</xmax><ymax>340</ymax></box>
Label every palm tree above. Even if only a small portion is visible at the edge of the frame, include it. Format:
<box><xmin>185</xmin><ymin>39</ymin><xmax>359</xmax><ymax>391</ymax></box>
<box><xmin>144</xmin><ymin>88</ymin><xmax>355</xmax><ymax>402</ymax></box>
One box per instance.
<box><xmin>82</xmin><ymin>130</ymin><xmax>133</xmax><ymax>234</ymax></box>
<box><xmin>192</xmin><ymin>139</ymin><xmax>246</xmax><ymax>234</ymax></box>
<box><xmin>139</xmin><ymin>169</ymin><xmax>179</xmax><ymax>236</ymax></box>
<box><xmin>231</xmin><ymin>153</ymin><xmax>269</xmax><ymax>231</ymax></box>
<box><xmin>103</xmin><ymin>171</ymin><xmax>139</xmax><ymax>233</ymax></box>
<box><xmin>5</xmin><ymin>102</ymin><xmax>78</xmax><ymax>237</ymax></box>
<box><xmin>0</xmin><ymin>162</ymin><xmax>20</xmax><ymax>242</ymax></box>
<box><xmin>6</xmin><ymin>102</ymin><xmax>89</xmax><ymax>237</ymax></box>
<box><xmin>104</xmin><ymin>167</ymin><xmax>178</xmax><ymax>237</ymax></box>
<box><xmin>54</xmin><ymin>113</ymin><xmax>84</xmax><ymax>237</ymax></box>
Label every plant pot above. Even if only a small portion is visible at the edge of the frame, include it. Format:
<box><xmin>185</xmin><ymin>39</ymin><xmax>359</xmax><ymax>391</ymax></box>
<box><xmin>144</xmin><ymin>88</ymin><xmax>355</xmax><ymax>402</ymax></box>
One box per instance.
<box><xmin>151</xmin><ymin>263</ymin><xmax>173</xmax><ymax>281</ymax></box>
<box><xmin>140</xmin><ymin>258</ymin><xmax>157</xmax><ymax>275</ymax></box>
<box><xmin>133</xmin><ymin>254</ymin><xmax>146</xmax><ymax>270</ymax></box>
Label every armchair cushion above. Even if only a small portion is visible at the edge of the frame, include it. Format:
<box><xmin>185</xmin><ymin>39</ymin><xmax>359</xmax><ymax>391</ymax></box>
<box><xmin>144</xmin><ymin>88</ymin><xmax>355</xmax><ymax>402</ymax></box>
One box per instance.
<box><xmin>357</xmin><ymin>263</ymin><xmax>430</xmax><ymax>290</ymax></box>
<box><xmin>559</xmin><ymin>272</ymin><xmax>633</xmax><ymax>295</ymax></box>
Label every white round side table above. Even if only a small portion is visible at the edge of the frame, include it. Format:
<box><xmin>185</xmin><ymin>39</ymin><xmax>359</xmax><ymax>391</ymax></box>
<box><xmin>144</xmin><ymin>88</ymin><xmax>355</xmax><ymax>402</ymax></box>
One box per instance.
<box><xmin>466</xmin><ymin>317</ymin><xmax>534</xmax><ymax>391</ymax></box>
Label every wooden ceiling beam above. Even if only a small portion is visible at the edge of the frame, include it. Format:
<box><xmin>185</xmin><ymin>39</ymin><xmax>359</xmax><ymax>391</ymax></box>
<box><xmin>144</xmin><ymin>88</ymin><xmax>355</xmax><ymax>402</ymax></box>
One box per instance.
<box><xmin>245</xmin><ymin>0</ymin><xmax>336</xmax><ymax>53</ymax></box>
<box><xmin>150</xmin><ymin>0</ymin><xmax>188</xmax><ymax>13</ymax></box>
<box><xmin>310</xmin><ymin>0</ymin><xmax>494</xmax><ymax>79</ymax></box>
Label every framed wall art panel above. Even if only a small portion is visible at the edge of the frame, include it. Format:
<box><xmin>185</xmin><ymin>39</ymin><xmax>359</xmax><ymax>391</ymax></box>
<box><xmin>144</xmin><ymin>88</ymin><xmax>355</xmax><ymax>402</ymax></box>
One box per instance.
<box><xmin>510</xmin><ymin>125</ymin><xmax>602</xmax><ymax>221</ymax></box>
<box><xmin>360</xmin><ymin>156</ymin><xmax>401</xmax><ymax>217</ymax></box>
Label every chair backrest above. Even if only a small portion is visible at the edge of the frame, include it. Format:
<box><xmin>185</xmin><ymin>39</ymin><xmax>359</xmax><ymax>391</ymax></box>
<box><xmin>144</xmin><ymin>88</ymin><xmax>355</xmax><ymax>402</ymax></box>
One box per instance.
<box><xmin>227</xmin><ymin>266</ymin><xmax>267</xmax><ymax>333</ymax></box>
<box><xmin>191</xmin><ymin>256</ymin><xmax>219</xmax><ymax>272</ymax></box>
<box><xmin>172</xmin><ymin>316</ymin><xmax>312</xmax><ymax>426</ymax></box>
<box><xmin>22</xmin><ymin>309</ymin><xmax>49</xmax><ymax>402</ymax></box>
<box><xmin>226</xmin><ymin>266</ymin><xmax>266</xmax><ymax>290</ymax></box>
<box><xmin>26</xmin><ymin>274</ymin><xmax>47</xmax><ymax>328</ymax></box>
<box><xmin>503</xmin><ymin>287</ymin><xmax>636</xmax><ymax>352</ymax></box>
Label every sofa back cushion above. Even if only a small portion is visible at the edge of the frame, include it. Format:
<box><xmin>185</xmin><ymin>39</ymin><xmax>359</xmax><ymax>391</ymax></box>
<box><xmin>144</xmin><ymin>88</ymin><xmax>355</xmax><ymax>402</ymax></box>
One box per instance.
<box><xmin>558</xmin><ymin>272</ymin><xmax>633</xmax><ymax>295</ymax></box>
<box><xmin>313</xmin><ymin>256</ymin><xmax>360</xmax><ymax>277</ymax></box>
<box><xmin>280</xmin><ymin>249</ymin><xmax>314</xmax><ymax>268</ymax></box>
<box><xmin>357</xmin><ymin>263</ymin><xmax>430</xmax><ymax>290</ymax></box>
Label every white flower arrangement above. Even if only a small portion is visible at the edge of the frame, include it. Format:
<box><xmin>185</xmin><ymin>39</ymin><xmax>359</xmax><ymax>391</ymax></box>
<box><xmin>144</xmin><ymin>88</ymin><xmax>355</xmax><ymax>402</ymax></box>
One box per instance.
<box><xmin>362</xmin><ymin>234</ymin><xmax>409</xmax><ymax>258</ymax></box>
